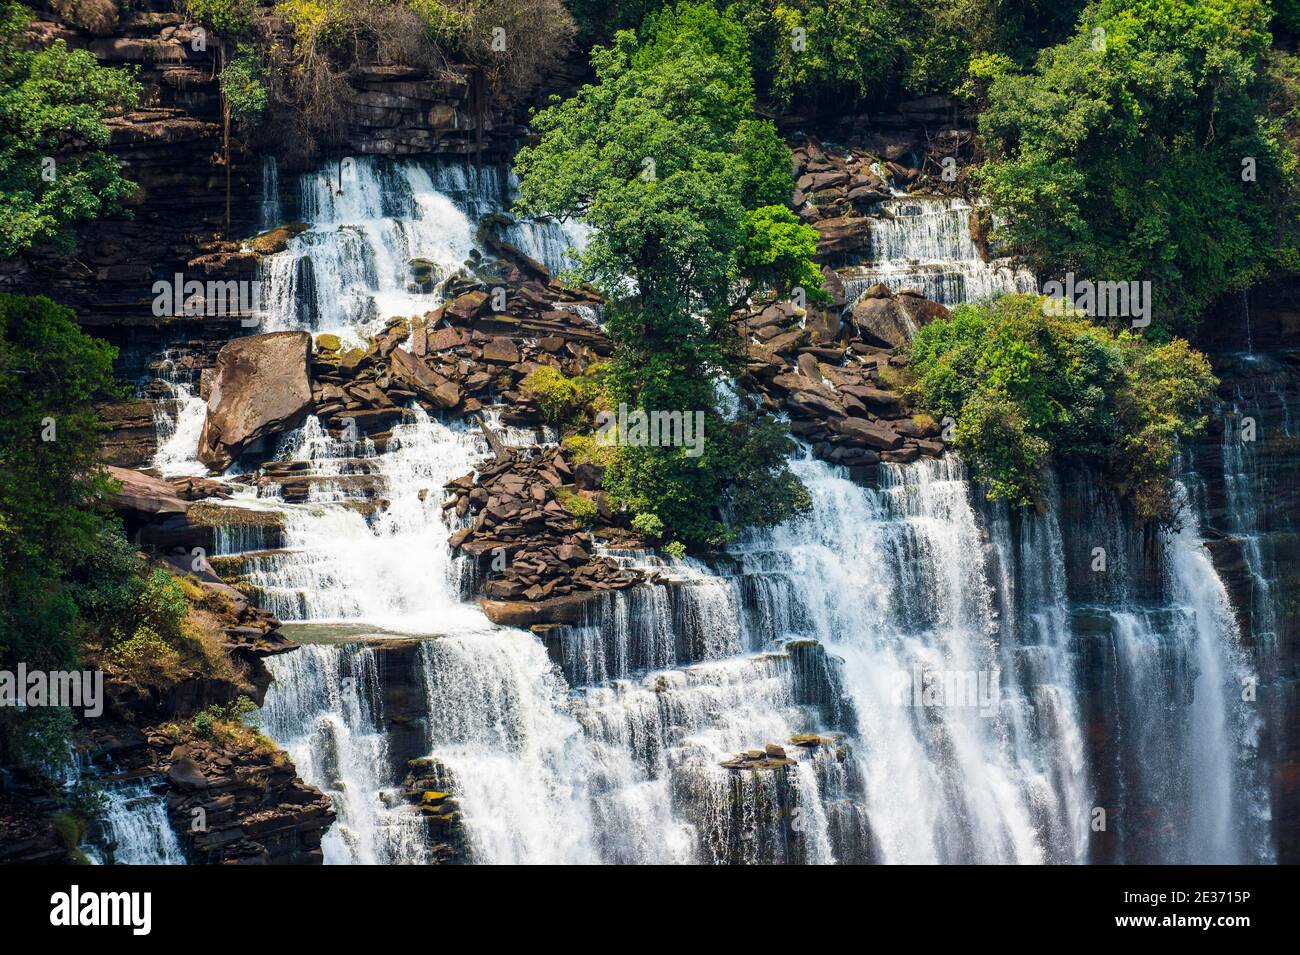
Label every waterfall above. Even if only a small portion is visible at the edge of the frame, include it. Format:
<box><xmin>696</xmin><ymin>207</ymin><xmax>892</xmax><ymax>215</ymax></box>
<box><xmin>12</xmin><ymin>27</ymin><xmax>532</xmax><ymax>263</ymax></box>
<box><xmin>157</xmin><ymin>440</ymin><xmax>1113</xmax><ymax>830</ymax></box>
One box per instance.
<box><xmin>1222</xmin><ymin>390</ymin><xmax>1279</xmax><ymax>647</ymax></box>
<box><xmin>86</xmin><ymin>778</ymin><xmax>187</xmax><ymax>865</ymax></box>
<box><xmin>837</xmin><ymin>197</ymin><xmax>1036</xmax><ymax>307</ymax></box>
<box><xmin>236</xmin><ymin>407</ymin><xmax>489</xmax><ymax>634</ymax></box>
<box><xmin>263</xmin><ymin>644</ymin><xmax>432</xmax><ymax>864</ymax></box>
<box><xmin>148</xmin><ymin>349</ymin><xmax>209</xmax><ymax>479</ymax></box>
<box><xmin>259</xmin><ymin>155</ymin><xmax>283</xmax><ymax>234</ymax></box>
<box><xmin>208</xmin><ymin>153</ymin><xmax>1276</xmax><ymax>864</ymax></box>
<box><xmin>259</xmin><ymin>157</ymin><xmax>586</xmax><ymax>342</ymax></box>
<box><xmin>416</xmin><ymin>633</ymin><xmax>599</xmax><ymax>865</ymax></box>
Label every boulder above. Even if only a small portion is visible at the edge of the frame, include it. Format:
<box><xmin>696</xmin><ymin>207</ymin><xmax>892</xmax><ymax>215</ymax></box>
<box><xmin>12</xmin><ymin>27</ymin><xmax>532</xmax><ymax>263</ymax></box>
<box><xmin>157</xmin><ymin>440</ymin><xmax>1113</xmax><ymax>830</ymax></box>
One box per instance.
<box><xmin>831</xmin><ymin>417</ymin><xmax>904</xmax><ymax>450</ymax></box>
<box><xmin>388</xmin><ymin>348</ymin><xmax>462</xmax><ymax>409</ymax></box>
<box><xmin>197</xmin><ymin>331</ymin><xmax>313</xmax><ymax>472</ymax></box>
<box><xmin>850</xmin><ymin>294</ymin><xmax>918</xmax><ymax>349</ymax></box>
<box><xmin>107</xmin><ymin>466</ymin><xmax>189</xmax><ymax>519</ymax></box>
<box><xmin>812</xmin><ymin>216</ymin><xmax>871</xmax><ymax>258</ymax></box>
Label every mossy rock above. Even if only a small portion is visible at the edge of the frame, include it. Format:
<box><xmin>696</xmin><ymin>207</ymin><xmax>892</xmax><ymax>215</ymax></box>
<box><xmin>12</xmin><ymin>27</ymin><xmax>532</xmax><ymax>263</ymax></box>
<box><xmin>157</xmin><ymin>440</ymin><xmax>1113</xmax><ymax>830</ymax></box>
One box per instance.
<box><xmin>338</xmin><ymin>347</ymin><xmax>369</xmax><ymax>373</ymax></box>
<box><xmin>315</xmin><ymin>333</ymin><xmax>342</xmax><ymax>353</ymax></box>
<box><xmin>250</xmin><ymin>223</ymin><xmax>308</xmax><ymax>256</ymax></box>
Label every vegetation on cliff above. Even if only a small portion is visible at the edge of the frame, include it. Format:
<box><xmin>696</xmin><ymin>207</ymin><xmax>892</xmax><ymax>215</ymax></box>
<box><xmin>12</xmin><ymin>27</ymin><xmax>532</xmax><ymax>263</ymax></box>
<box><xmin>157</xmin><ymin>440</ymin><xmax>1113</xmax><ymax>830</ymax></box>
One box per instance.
<box><xmin>0</xmin><ymin>1</ymin><xmax>140</xmax><ymax>256</ymax></box>
<box><xmin>906</xmin><ymin>294</ymin><xmax>1218</xmax><ymax>523</ymax></box>
<box><xmin>0</xmin><ymin>295</ymin><xmax>252</xmax><ymax>787</ymax></box>
<box><xmin>180</xmin><ymin>0</ymin><xmax>577</xmax><ymax>153</ymax></box>
<box><xmin>514</xmin><ymin>1</ymin><xmax>817</xmax><ymax>545</ymax></box>
<box><xmin>975</xmin><ymin>0</ymin><xmax>1300</xmax><ymax>334</ymax></box>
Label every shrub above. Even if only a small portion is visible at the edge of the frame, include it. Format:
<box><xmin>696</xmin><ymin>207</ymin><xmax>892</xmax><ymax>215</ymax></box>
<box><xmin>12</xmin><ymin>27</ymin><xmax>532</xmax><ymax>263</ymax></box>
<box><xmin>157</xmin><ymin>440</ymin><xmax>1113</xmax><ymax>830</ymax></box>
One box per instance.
<box><xmin>109</xmin><ymin>629</ymin><xmax>185</xmax><ymax>687</ymax></box>
<box><xmin>521</xmin><ymin>366</ymin><xmax>600</xmax><ymax>426</ymax></box>
<box><xmin>191</xmin><ymin>706</ymin><xmax>218</xmax><ymax>739</ymax></box>
<box><xmin>663</xmin><ymin>540</ymin><xmax>687</xmax><ymax>560</ymax></box>
<box><xmin>0</xmin><ymin>9</ymin><xmax>141</xmax><ymax>256</ymax></box>
<box><xmin>221</xmin><ymin>45</ymin><xmax>268</xmax><ymax>126</ymax></box>
<box><xmin>555</xmin><ymin>488</ymin><xmax>599</xmax><ymax>527</ymax></box>
<box><xmin>907</xmin><ymin>293</ymin><xmax>1217</xmax><ymax>522</ymax></box>
<box><xmin>183</xmin><ymin>0</ymin><xmax>258</xmax><ymax>37</ymax></box>
<box><xmin>631</xmin><ymin>511</ymin><xmax>664</xmax><ymax>538</ymax></box>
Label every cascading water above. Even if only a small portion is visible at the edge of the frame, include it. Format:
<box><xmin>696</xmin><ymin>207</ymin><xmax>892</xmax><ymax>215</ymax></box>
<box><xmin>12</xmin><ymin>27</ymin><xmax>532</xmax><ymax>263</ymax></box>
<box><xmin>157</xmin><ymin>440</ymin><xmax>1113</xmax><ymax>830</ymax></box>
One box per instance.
<box><xmin>259</xmin><ymin>157</ymin><xmax>586</xmax><ymax>342</ymax></box>
<box><xmin>262</xmin><ymin>644</ymin><xmax>433</xmax><ymax>864</ymax></box>
<box><xmin>150</xmin><ymin>152</ymin><xmax>1277</xmax><ymax>864</ymax></box>
<box><xmin>147</xmin><ymin>349</ymin><xmax>209</xmax><ymax>479</ymax></box>
<box><xmin>837</xmin><ymin>197</ymin><xmax>1037</xmax><ymax>307</ymax></box>
<box><xmin>85</xmin><ymin>778</ymin><xmax>187</xmax><ymax>865</ymax></box>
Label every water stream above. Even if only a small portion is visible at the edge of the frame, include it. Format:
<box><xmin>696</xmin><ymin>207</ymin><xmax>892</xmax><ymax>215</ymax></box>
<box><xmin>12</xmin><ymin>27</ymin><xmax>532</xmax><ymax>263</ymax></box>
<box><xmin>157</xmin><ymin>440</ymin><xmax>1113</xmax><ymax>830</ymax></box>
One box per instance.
<box><xmin>127</xmin><ymin>156</ymin><xmax>1276</xmax><ymax>864</ymax></box>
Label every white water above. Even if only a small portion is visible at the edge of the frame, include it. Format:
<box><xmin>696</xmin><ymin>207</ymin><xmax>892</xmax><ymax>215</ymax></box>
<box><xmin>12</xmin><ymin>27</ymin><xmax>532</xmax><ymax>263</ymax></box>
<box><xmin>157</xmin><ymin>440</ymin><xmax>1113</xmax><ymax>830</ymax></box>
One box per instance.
<box><xmin>87</xmin><ymin>778</ymin><xmax>187</xmax><ymax>865</ymax></box>
<box><xmin>260</xmin><ymin>158</ymin><xmax>587</xmax><ymax>343</ymax></box>
<box><xmin>263</xmin><ymin>644</ymin><xmax>432</xmax><ymax>864</ymax></box>
<box><xmin>838</xmin><ymin>197</ymin><xmax>1036</xmax><ymax>307</ymax></box>
<box><xmin>165</xmin><ymin>155</ymin><xmax>1272</xmax><ymax>864</ymax></box>
<box><xmin>148</xmin><ymin>349</ymin><xmax>210</xmax><ymax>479</ymax></box>
<box><xmin>238</xmin><ymin>408</ymin><xmax>488</xmax><ymax>634</ymax></box>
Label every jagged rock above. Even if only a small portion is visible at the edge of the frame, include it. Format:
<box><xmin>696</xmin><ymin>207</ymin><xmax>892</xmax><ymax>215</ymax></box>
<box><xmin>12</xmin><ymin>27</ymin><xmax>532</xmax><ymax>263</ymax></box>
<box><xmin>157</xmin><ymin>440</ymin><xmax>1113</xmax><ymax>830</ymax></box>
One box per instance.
<box><xmin>832</xmin><ymin>417</ymin><xmax>904</xmax><ymax>450</ymax></box>
<box><xmin>388</xmin><ymin>347</ymin><xmax>462</xmax><ymax>409</ymax></box>
<box><xmin>197</xmin><ymin>331</ymin><xmax>313</xmax><ymax>472</ymax></box>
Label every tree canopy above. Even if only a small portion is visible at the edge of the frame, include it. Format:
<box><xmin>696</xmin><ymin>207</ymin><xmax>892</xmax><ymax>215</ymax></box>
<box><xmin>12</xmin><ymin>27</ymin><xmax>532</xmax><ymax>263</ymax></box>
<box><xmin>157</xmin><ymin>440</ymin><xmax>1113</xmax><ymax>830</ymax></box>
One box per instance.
<box><xmin>0</xmin><ymin>1</ymin><xmax>140</xmax><ymax>257</ymax></box>
<box><xmin>515</xmin><ymin>1</ymin><xmax>817</xmax><ymax>545</ymax></box>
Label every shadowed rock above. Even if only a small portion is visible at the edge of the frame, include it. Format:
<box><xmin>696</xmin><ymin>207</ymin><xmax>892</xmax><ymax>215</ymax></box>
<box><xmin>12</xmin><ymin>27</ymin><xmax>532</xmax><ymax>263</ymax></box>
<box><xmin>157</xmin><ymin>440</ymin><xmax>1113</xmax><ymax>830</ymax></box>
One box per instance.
<box><xmin>198</xmin><ymin>331</ymin><xmax>313</xmax><ymax>471</ymax></box>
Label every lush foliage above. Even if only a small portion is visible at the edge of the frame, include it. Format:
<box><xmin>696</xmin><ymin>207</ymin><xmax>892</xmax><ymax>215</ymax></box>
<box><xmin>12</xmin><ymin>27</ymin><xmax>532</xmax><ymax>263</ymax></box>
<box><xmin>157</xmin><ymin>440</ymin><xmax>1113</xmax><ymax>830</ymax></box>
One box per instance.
<box><xmin>741</xmin><ymin>204</ymin><xmax>827</xmax><ymax>301</ymax></box>
<box><xmin>516</xmin><ymin>1</ymin><xmax>816</xmax><ymax>545</ymax></box>
<box><xmin>0</xmin><ymin>295</ymin><xmax>120</xmax><ymax>669</ymax></box>
<box><xmin>221</xmin><ymin>44</ymin><xmax>269</xmax><ymax>125</ymax></box>
<box><xmin>0</xmin><ymin>2</ymin><xmax>140</xmax><ymax>257</ymax></box>
<box><xmin>726</xmin><ymin>0</ymin><xmax>1087</xmax><ymax>109</ymax></box>
<box><xmin>184</xmin><ymin>0</ymin><xmax>259</xmax><ymax>36</ymax></box>
<box><xmin>977</xmin><ymin>0</ymin><xmax>1300</xmax><ymax>334</ymax></box>
<box><xmin>907</xmin><ymin>294</ymin><xmax>1217</xmax><ymax>522</ymax></box>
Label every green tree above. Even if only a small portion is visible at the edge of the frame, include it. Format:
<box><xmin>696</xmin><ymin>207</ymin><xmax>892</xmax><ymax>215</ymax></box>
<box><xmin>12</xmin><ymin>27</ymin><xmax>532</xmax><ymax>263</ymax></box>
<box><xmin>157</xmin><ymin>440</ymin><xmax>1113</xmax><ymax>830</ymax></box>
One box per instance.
<box><xmin>515</xmin><ymin>1</ymin><xmax>814</xmax><ymax>544</ymax></box>
<box><xmin>0</xmin><ymin>1</ymin><xmax>140</xmax><ymax>257</ymax></box>
<box><xmin>907</xmin><ymin>293</ymin><xmax>1217</xmax><ymax>522</ymax></box>
<box><xmin>0</xmin><ymin>295</ymin><xmax>120</xmax><ymax>669</ymax></box>
<box><xmin>977</xmin><ymin>0</ymin><xmax>1299</xmax><ymax>334</ymax></box>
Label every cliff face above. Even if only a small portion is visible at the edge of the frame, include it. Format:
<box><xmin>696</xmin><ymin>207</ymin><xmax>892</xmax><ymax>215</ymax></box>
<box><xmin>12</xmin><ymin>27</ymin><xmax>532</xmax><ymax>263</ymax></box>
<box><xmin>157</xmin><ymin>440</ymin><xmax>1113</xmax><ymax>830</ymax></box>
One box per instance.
<box><xmin>1191</xmin><ymin>293</ymin><xmax>1300</xmax><ymax>862</ymax></box>
<box><xmin>1</xmin><ymin>3</ymin><xmax>563</xmax><ymax>360</ymax></box>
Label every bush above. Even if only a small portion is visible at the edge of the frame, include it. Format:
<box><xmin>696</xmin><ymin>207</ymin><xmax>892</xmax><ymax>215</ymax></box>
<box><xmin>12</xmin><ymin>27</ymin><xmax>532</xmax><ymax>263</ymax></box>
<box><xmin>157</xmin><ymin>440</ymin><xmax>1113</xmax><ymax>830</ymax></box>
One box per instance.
<box><xmin>631</xmin><ymin>511</ymin><xmax>664</xmax><ymax>538</ymax></box>
<box><xmin>183</xmin><ymin>0</ymin><xmax>259</xmax><ymax>37</ymax></box>
<box><xmin>555</xmin><ymin>488</ymin><xmax>599</xmax><ymax>527</ymax></box>
<box><xmin>520</xmin><ymin>366</ymin><xmax>601</xmax><ymax>426</ymax></box>
<box><xmin>907</xmin><ymin>293</ymin><xmax>1217</xmax><ymax>522</ymax></box>
<box><xmin>0</xmin><ymin>5</ymin><xmax>141</xmax><ymax>256</ymax></box>
<box><xmin>191</xmin><ymin>706</ymin><xmax>218</xmax><ymax>739</ymax></box>
<box><xmin>221</xmin><ymin>44</ymin><xmax>268</xmax><ymax>126</ymax></box>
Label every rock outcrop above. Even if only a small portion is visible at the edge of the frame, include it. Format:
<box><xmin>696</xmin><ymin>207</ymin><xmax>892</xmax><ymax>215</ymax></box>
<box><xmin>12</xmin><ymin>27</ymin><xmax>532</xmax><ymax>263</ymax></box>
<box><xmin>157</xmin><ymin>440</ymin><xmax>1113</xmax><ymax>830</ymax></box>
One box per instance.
<box><xmin>198</xmin><ymin>331</ymin><xmax>313</xmax><ymax>471</ymax></box>
<box><xmin>737</xmin><ymin>296</ymin><xmax>948</xmax><ymax>479</ymax></box>
<box><xmin>850</xmin><ymin>284</ymin><xmax>948</xmax><ymax>348</ymax></box>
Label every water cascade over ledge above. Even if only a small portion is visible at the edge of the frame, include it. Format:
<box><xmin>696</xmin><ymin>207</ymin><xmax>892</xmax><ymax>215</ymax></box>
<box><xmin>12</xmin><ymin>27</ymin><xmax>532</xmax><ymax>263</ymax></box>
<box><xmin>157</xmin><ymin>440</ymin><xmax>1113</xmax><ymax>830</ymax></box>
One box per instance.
<box><xmin>138</xmin><ymin>155</ymin><xmax>1276</xmax><ymax>864</ymax></box>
